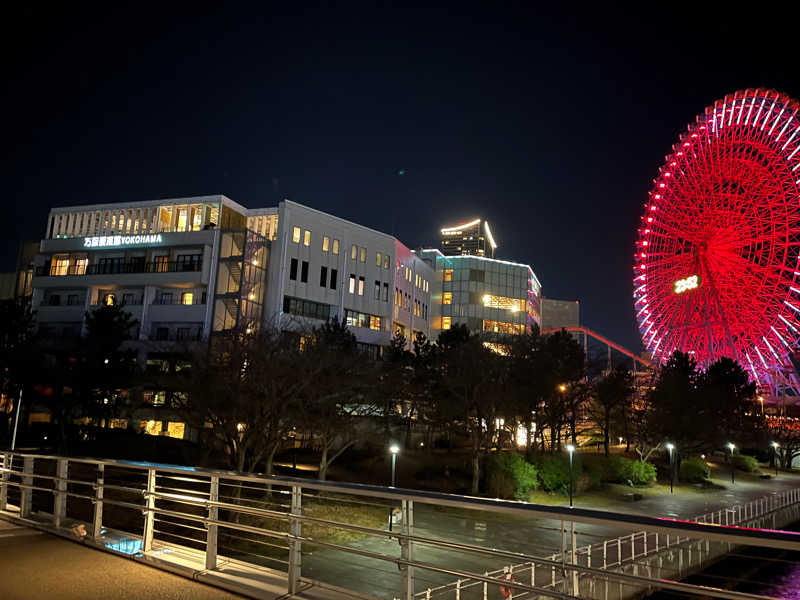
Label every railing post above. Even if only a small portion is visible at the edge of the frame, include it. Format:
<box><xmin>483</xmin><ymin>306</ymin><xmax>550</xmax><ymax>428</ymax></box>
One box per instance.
<box><xmin>287</xmin><ymin>484</ymin><xmax>302</xmax><ymax>594</ymax></box>
<box><xmin>205</xmin><ymin>475</ymin><xmax>219</xmax><ymax>571</ymax></box>
<box><xmin>142</xmin><ymin>468</ymin><xmax>156</xmax><ymax>552</ymax></box>
<box><xmin>483</xmin><ymin>571</ymin><xmax>489</xmax><ymax>600</ymax></box>
<box><xmin>93</xmin><ymin>464</ymin><xmax>104</xmax><ymax>539</ymax></box>
<box><xmin>603</xmin><ymin>540</ymin><xmax>607</xmax><ymax>568</ymax></box>
<box><xmin>643</xmin><ymin>532</ymin><xmax>647</xmax><ymax>556</ymax></box>
<box><xmin>20</xmin><ymin>456</ymin><xmax>33</xmax><ymax>518</ymax></box>
<box><xmin>455</xmin><ymin>579</ymin><xmax>461</xmax><ymax>600</ymax></box>
<box><xmin>402</xmin><ymin>499</ymin><xmax>415</xmax><ymax>600</ymax></box>
<box><xmin>0</xmin><ymin>453</ymin><xmax>8</xmax><ymax>511</ymax></box>
<box><xmin>570</xmin><ymin>521</ymin><xmax>578</xmax><ymax>595</ymax></box>
<box><xmin>53</xmin><ymin>458</ymin><xmax>68</xmax><ymax>527</ymax></box>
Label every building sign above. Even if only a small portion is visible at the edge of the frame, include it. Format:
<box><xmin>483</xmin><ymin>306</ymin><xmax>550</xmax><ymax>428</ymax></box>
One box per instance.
<box><xmin>83</xmin><ymin>234</ymin><xmax>163</xmax><ymax>248</ymax></box>
<box><xmin>673</xmin><ymin>274</ymin><xmax>699</xmax><ymax>294</ymax></box>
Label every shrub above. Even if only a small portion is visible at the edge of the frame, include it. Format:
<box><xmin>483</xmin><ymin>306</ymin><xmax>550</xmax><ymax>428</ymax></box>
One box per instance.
<box><xmin>486</xmin><ymin>452</ymin><xmax>539</xmax><ymax>500</ymax></box>
<box><xmin>680</xmin><ymin>457</ymin><xmax>710</xmax><ymax>483</ymax></box>
<box><xmin>534</xmin><ymin>454</ymin><xmax>583</xmax><ymax>494</ymax></box>
<box><xmin>608</xmin><ymin>456</ymin><xmax>656</xmax><ymax>486</ymax></box>
<box><xmin>732</xmin><ymin>454</ymin><xmax>760</xmax><ymax>473</ymax></box>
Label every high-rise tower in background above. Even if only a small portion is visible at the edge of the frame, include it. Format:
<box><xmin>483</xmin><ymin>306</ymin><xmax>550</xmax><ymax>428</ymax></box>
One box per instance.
<box><xmin>440</xmin><ymin>218</ymin><xmax>496</xmax><ymax>258</ymax></box>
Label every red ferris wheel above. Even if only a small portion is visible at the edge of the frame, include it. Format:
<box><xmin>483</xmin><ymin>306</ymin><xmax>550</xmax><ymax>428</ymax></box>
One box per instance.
<box><xmin>634</xmin><ymin>89</ymin><xmax>800</xmax><ymax>393</ymax></box>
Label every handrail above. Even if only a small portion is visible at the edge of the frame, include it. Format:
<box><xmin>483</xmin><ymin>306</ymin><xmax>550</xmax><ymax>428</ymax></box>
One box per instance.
<box><xmin>2</xmin><ymin>451</ymin><xmax>799</xmax><ymax>600</ymax></box>
<box><xmin>1</xmin><ymin>452</ymin><xmax>798</xmax><ymax>550</ymax></box>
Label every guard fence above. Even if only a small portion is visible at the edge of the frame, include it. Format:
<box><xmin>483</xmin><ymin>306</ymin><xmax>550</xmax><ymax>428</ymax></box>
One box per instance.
<box><xmin>1</xmin><ymin>451</ymin><xmax>799</xmax><ymax>600</ymax></box>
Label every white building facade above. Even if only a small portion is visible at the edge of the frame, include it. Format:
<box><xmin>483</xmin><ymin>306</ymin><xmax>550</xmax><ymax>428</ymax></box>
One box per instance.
<box><xmin>31</xmin><ymin>196</ymin><xmax>433</xmax><ymax>356</ymax></box>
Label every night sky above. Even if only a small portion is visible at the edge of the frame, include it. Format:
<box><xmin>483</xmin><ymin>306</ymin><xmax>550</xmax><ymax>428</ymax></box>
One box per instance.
<box><xmin>2</xmin><ymin>4</ymin><xmax>797</xmax><ymax>351</ymax></box>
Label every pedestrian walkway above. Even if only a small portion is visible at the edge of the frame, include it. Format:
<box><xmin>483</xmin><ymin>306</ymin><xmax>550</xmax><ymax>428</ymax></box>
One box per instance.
<box><xmin>0</xmin><ymin>520</ymin><xmax>243</xmax><ymax>600</ymax></box>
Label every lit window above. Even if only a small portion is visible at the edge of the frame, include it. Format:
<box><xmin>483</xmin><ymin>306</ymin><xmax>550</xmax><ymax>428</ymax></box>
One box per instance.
<box><xmin>74</xmin><ymin>258</ymin><xmax>88</xmax><ymax>275</ymax></box>
<box><xmin>104</xmin><ymin>293</ymin><xmax>116</xmax><ymax>306</ymax></box>
<box><xmin>323</xmin><ymin>236</ymin><xmax>330</xmax><ymax>252</ymax></box>
<box><xmin>482</xmin><ymin>294</ymin><xmax>525</xmax><ymax>311</ymax></box>
<box><xmin>443</xmin><ymin>292</ymin><xmax>452</xmax><ymax>305</ymax></box>
<box><xmin>50</xmin><ymin>254</ymin><xmax>70</xmax><ymax>276</ymax></box>
<box><xmin>360</xmin><ymin>247</ymin><xmax>366</xmax><ymax>263</ymax></box>
<box><xmin>376</xmin><ymin>252</ymin><xmax>382</xmax><ymax>267</ymax></box>
<box><xmin>383</xmin><ymin>254</ymin><xmax>390</xmax><ymax>269</ymax></box>
<box><xmin>369</xmin><ymin>315</ymin><xmax>381</xmax><ymax>331</ymax></box>
<box><xmin>166</xmin><ymin>422</ymin><xmax>185</xmax><ymax>439</ymax></box>
<box><xmin>332</xmin><ymin>239</ymin><xmax>340</xmax><ymax>254</ymax></box>
<box><xmin>142</xmin><ymin>420</ymin><xmax>162</xmax><ymax>436</ymax></box>
<box><xmin>358</xmin><ymin>276</ymin><xmax>365</xmax><ymax>296</ymax></box>
<box><xmin>442</xmin><ymin>317</ymin><xmax>451</xmax><ymax>330</ymax></box>
<box><xmin>303</xmin><ymin>230</ymin><xmax>311</xmax><ymax>246</ymax></box>
<box><xmin>176</xmin><ymin>207</ymin><xmax>189</xmax><ymax>232</ymax></box>
<box><xmin>444</xmin><ymin>269</ymin><xmax>453</xmax><ymax>282</ymax></box>
<box><xmin>292</xmin><ymin>227</ymin><xmax>301</xmax><ymax>243</ymax></box>
<box><xmin>351</xmin><ymin>244</ymin><xmax>358</xmax><ymax>259</ymax></box>
<box><xmin>181</xmin><ymin>292</ymin><xmax>193</xmax><ymax>305</ymax></box>
<box><xmin>349</xmin><ymin>274</ymin><xmax>356</xmax><ymax>294</ymax></box>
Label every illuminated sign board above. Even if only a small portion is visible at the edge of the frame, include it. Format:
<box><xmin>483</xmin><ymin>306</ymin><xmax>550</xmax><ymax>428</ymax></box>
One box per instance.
<box><xmin>673</xmin><ymin>275</ymin><xmax>699</xmax><ymax>294</ymax></box>
<box><xmin>83</xmin><ymin>234</ymin><xmax>163</xmax><ymax>248</ymax></box>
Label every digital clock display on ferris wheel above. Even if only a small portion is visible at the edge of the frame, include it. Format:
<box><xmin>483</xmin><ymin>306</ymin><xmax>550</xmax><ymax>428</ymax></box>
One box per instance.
<box><xmin>673</xmin><ymin>275</ymin><xmax>699</xmax><ymax>294</ymax></box>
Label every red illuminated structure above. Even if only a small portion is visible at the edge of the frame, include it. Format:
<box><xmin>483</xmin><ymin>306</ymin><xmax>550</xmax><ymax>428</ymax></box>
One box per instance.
<box><xmin>634</xmin><ymin>89</ymin><xmax>800</xmax><ymax>393</ymax></box>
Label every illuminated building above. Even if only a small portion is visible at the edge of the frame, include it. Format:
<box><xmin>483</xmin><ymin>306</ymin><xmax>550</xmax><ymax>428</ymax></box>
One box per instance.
<box><xmin>440</xmin><ymin>218</ymin><xmax>497</xmax><ymax>258</ymax></box>
<box><xmin>28</xmin><ymin>194</ymin><xmax>435</xmax><ymax>436</ymax></box>
<box><xmin>419</xmin><ymin>249</ymin><xmax>541</xmax><ymax>346</ymax></box>
<box><xmin>30</xmin><ymin>195</ymin><xmax>432</xmax><ymax>355</ymax></box>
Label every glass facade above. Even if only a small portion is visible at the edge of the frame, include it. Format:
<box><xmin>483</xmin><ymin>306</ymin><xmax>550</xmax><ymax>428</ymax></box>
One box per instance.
<box><xmin>434</xmin><ymin>255</ymin><xmax>541</xmax><ymax>336</ymax></box>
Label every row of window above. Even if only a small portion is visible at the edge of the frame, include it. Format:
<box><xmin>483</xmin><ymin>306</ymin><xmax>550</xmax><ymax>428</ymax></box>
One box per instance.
<box><xmin>48</xmin><ymin>254</ymin><xmax>200</xmax><ymax>276</ymax></box>
<box><xmin>47</xmin><ymin>204</ymin><xmax>220</xmax><ymax>239</ymax></box>
<box><xmin>289</xmin><ymin>258</ymin><xmax>341</xmax><ymax>290</ymax></box>
<box><xmin>283</xmin><ymin>295</ymin><xmax>332</xmax><ymax>321</ymax></box>
<box><xmin>441</xmin><ymin>291</ymin><xmax>525</xmax><ymax>312</ymax></box>
<box><xmin>290</xmin><ymin>226</ymin><xmax>393</xmax><ymax>270</ymax></box>
<box><xmin>393</xmin><ymin>287</ymin><xmax>429</xmax><ymax>320</ymax></box>
<box><xmin>345</xmin><ymin>309</ymin><xmax>382</xmax><ymax>331</ymax></box>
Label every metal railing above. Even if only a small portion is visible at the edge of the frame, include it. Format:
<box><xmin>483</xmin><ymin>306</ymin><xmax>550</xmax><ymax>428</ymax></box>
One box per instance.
<box><xmin>420</xmin><ymin>487</ymin><xmax>800</xmax><ymax>599</ymax></box>
<box><xmin>1</xmin><ymin>451</ymin><xmax>799</xmax><ymax>600</ymax></box>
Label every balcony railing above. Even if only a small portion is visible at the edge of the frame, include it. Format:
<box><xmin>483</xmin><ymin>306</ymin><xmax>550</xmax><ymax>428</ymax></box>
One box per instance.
<box><xmin>151</xmin><ymin>296</ymin><xmax>207</xmax><ymax>306</ymax></box>
<box><xmin>149</xmin><ymin>329</ymin><xmax>204</xmax><ymax>342</ymax></box>
<box><xmin>36</xmin><ymin>259</ymin><xmax>202</xmax><ymax>277</ymax></box>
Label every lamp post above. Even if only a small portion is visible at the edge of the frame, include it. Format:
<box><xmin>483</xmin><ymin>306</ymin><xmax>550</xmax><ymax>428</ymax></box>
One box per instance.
<box><xmin>759</xmin><ymin>396</ymin><xmax>764</xmax><ymax>415</ymax></box>
<box><xmin>288</xmin><ymin>429</ymin><xmax>297</xmax><ymax>474</ymax></box>
<box><xmin>665</xmin><ymin>443</ymin><xmax>674</xmax><ymax>494</ymax></box>
<box><xmin>390</xmin><ymin>444</ymin><xmax>399</xmax><ymax>487</ymax></box>
<box><xmin>566</xmin><ymin>444</ymin><xmax>575</xmax><ymax>508</ymax></box>
<box><xmin>771</xmin><ymin>442</ymin><xmax>779</xmax><ymax>477</ymax></box>
<box><xmin>727</xmin><ymin>443</ymin><xmax>735</xmax><ymax>484</ymax></box>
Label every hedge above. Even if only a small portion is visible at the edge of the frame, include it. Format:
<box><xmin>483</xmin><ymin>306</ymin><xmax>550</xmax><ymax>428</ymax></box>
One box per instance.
<box><xmin>679</xmin><ymin>457</ymin><xmax>710</xmax><ymax>483</ymax></box>
<box><xmin>486</xmin><ymin>452</ymin><xmax>539</xmax><ymax>500</ymax></box>
<box><xmin>533</xmin><ymin>454</ymin><xmax>584</xmax><ymax>494</ymax></box>
<box><xmin>608</xmin><ymin>456</ymin><xmax>657</xmax><ymax>486</ymax></box>
<box><xmin>731</xmin><ymin>454</ymin><xmax>760</xmax><ymax>473</ymax></box>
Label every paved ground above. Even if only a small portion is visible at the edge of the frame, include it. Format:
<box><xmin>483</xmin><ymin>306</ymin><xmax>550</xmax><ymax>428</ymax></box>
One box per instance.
<box><xmin>0</xmin><ymin>521</ymin><xmax>243</xmax><ymax>600</ymax></box>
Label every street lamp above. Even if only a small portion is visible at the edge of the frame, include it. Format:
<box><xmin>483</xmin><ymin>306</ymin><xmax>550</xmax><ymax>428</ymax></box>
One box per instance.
<box><xmin>566</xmin><ymin>444</ymin><xmax>575</xmax><ymax>508</ymax></box>
<box><xmin>771</xmin><ymin>442</ymin><xmax>779</xmax><ymax>477</ymax></box>
<box><xmin>665</xmin><ymin>443</ymin><xmax>675</xmax><ymax>494</ymax></box>
<box><xmin>390</xmin><ymin>444</ymin><xmax>399</xmax><ymax>487</ymax></box>
<box><xmin>558</xmin><ymin>384</ymin><xmax>567</xmax><ymax>393</ymax></box>
<box><xmin>759</xmin><ymin>396</ymin><xmax>764</xmax><ymax>415</ymax></box>
<box><xmin>727</xmin><ymin>443</ymin><xmax>736</xmax><ymax>484</ymax></box>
